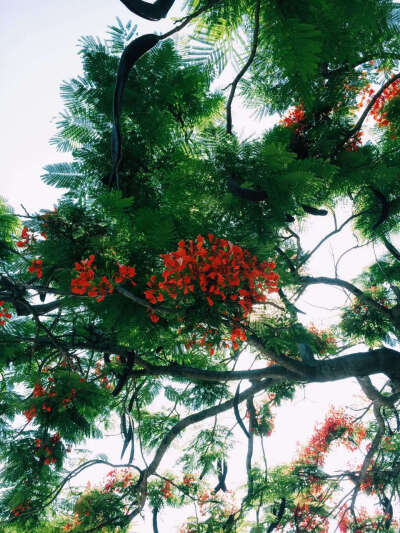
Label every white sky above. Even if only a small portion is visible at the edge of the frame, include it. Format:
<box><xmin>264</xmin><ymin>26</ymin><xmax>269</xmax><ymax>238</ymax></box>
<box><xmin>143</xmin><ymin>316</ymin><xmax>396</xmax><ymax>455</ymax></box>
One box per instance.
<box><xmin>0</xmin><ymin>2</ymin><xmax>396</xmax><ymax>531</ymax></box>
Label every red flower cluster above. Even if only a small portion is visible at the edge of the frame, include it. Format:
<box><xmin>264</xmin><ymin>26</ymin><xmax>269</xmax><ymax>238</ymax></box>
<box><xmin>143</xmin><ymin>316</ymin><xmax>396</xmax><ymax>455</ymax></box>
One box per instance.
<box><xmin>370</xmin><ymin>78</ymin><xmax>400</xmax><ymax>128</ymax></box>
<box><xmin>230</xmin><ymin>327</ymin><xmax>247</xmax><ymax>351</ymax></box>
<box><xmin>71</xmin><ymin>255</ymin><xmax>136</xmax><ymax>302</ymax></box>
<box><xmin>24</xmin><ymin>377</ymin><xmax>80</xmax><ymax>423</ymax></box>
<box><xmin>183</xmin><ymin>323</ymin><xmax>222</xmax><ymax>354</ymax></box>
<box><xmin>280</xmin><ymin>103</ymin><xmax>306</xmax><ymax>128</ymax></box>
<box><xmin>71</xmin><ymin>254</ymin><xmax>97</xmax><ymax>295</ymax></box>
<box><xmin>161</xmin><ymin>480</ymin><xmax>173</xmax><ymax>499</ymax></box>
<box><xmin>338</xmin><ymin>506</ymin><xmax>398</xmax><ymax>533</ymax></box>
<box><xmin>345</xmin><ymin>130</ymin><xmax>363</xmax><ymax>151</ymax></box>
<box><xmin>28</xmin><ymin>259</ymin><xmax>43</xmax><ymax>279</ymax></box>
<box><xmin>33</xmin><ymin>383</ymin><xmax>46</xmax><ymax>397</ymax></box>
<box><xmin>298</xmin><ymin>408</ymin><xmax>366</xmax><ymax>467</ymax></box>
<box><xmin>308</xmin><ymin>324</ymin><xmax>337</xmax><ymax>355</ymax></box>
<box><xmin>114</xmin><ymin>264</ymin><xmax>136</xmax><ymax>285</ymax></box>
<box><xmin>11</xmin><ymin>502</ymin><xmax>31</xmax><ymax>517</ymax></box>
<box><xmin>17</xmin><ymin>225</ymin><xmax>46</xmax><ymax>249</ymax></box>
<box><xmin>144</xmin><ymin>234</ymin><xmax>279</xmax><ymax>326</ymax></box>
<box><xmin>0</xmin><ymin>300</ymin><xmax>11</xmax><ymax>326</ymax></box>
<box><xmin>294</xmin><ymin>506</ymin><xmax>329</xmax><ymax>533</ymax></box>
<box><xmin>104</xmin><ymin>468</ymin><xmax>134</xmax><ymax>492</ymax></box>
<box><xmin>24</xmin><ymin>406</ymin><xmax>37</xmax><ymax>422</ymax></box>
<box><xmin>183</xmin><ymin>474</ymin><xmax>196</xmax><ymax>487</ymax></box>
<box><xmin>62</xmin><ymin>388</ymin><xmax>76</xmax><ymax>407</ymax></box>
<box><xmin>351</xmin><ymin>291</ymin><xmax>389</xmax><ymax>315</ymax></box>
<box><xmin>32</xmin><ymin>379</ymin><xmax>57</xmax><ymax>401</ymax></box>
<box><xmin>16</xmin><ymin>226</ymin><xmax>32</xmax><ymax>248</ymax></box>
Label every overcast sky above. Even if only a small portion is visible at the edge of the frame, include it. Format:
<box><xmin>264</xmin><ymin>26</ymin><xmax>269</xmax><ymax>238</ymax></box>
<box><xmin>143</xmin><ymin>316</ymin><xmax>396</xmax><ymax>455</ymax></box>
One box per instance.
<box><xmin>0</xmin><ymin>0</ymin><xmax>184</xmax><ymax>213</ymax></box>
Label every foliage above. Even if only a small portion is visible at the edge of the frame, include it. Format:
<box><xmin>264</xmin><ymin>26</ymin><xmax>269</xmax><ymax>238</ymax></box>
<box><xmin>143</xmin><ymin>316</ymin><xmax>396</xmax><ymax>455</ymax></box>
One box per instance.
<box><xmin>2</xmin><ymin>1</ymin><xmax>400</xmax><ymax>531</ymax></box>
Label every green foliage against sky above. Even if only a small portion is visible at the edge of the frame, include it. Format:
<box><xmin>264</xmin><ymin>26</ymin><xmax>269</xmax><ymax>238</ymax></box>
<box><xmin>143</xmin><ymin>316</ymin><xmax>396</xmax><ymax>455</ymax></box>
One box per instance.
<box><xmin>2</xmin><ymin>0</ymin><xmax>400</xmax><ymax>531</ymax></box>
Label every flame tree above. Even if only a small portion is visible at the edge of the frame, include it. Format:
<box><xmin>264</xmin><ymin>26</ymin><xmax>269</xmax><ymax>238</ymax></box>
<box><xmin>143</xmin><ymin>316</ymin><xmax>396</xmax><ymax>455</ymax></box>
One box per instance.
<box><xmin>2</xmin><ymin>0</ymin><xmax>400</xmax><ymax>531</ymax></box>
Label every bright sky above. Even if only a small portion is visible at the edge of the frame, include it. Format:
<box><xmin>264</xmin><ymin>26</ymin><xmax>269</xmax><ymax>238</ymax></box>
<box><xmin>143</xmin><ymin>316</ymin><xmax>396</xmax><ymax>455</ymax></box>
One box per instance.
<box><xmin>0</xmin><ymin>2</ymin><xmax>394</xmax><ymax>531</ymax></box>
<box><xmin>0</xmin><ymin>0</ymin><xmax>183</xmax><ymax>213</ymax></box>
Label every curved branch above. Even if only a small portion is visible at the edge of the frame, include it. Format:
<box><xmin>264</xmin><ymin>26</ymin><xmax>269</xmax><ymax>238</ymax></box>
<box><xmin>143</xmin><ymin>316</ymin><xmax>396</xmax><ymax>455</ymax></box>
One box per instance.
<box><xmin>370</xmin><ymin>186</ymin><xmax>389</xmax><ymax>230</ymax></box>
<box><xmin>161</xmin><ymin>0</ymin><xmax>223</xmax><ymax>40</ymax></box>
<box><xmin>267</xmin><ymin>498</ymin><xmax>286</xmax><ymax>533</ymax></box>
<box><xmin>110</xmin><ymin>34</ymin><xmax>161</xmax><ymax>188</ymax></box>
<box><xmin>115</xmin><ymin>285</ymin><xmax>173</xmax><ymax>314</ymax></box>
<box><xmin>350</xmin><ymin>403</ymin><xmax>385</xmax><ymax>512</ymax></box>
<box><xmin>214</xmin><ymin>459</ymin><xmax>228</xmax><ymax>492</ymax></box>
<box><xmin>144</xmin><ymin>378</ymin><xmax>274</xmax><ymax>478</ymax></box>
<box><xmin>339</xmin><ymin>72</ymin><xmax>400</xmax><ymax>150</ymax></box>
<box><xmin>110</xmin><ymin>0</ymin><xmax>225</xmax><ymax>188</ymax></box>
<box><xmin>234</xmin><ymin>383</ymin><xmax>250</xmax><ymax>438</ymax></box>
<box><xmin>382</xmin><ymin>235</ymin><xmax>400</xmax><ymax>263</ymax></box>
<box><xmin>299</xmin><ymin>275</ymin><xmax>394</xmax><ymax>318</ymax></box>
<box><xmin>123</xmin><ymin>378</ymin><xmax>275</xmax><ymax>522</ymax></box>
<box><xmin>299</xmin><ymin>210</ymin><xmax>366</xmax><ymax>267</ymax></box>
<box><xmin>226</xmin><ymin>0</ymin><xmax>261</xmax><ymax>135</ymax></box>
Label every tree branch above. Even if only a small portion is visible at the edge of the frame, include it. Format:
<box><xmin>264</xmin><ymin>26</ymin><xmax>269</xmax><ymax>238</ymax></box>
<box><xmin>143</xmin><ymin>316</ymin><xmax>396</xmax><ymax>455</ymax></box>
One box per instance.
<box><xmin>299</xmin><ymin>275</ymin><xmax>394</xmax><ymax>318</ymax></box>
<box><xmin>299</xmin><ymin>210</ymin><xmax>366</xmax><ymax>267</ymax></box>
<box><xmin>145</xmin><ymin>378</ymin><xmax>274</xmax><ymax>477</ymax></box>
<box><xmin>339</xmin><ymin>72</ymin><xmax>400</xmax><ymax>150</ymax></box>
<box><xmin>226</xmin><ymin>0</ymin><xmax>261</xmax><ymax>135</ymax></box>
<box><xmin>382</xmin><ymin>235</ymin><xmax>400</xmax><ymax>263</ymax></box>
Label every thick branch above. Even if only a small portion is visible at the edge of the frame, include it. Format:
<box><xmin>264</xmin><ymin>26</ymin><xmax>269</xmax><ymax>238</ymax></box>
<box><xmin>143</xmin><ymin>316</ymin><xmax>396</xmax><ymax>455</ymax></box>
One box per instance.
<box><xmin>8</xmin><ymin>335</ymin><xmax>400</xmax><ymax>384</ymax></box>
<box><xmin>313</xmin><ymin>347</ymin><xmax>400</xmax><ymax>382</ymax></box>
<box><xmin>267</xmin><ymin>498</ymin><xmax>286</xmax><ymax>533</ymax></box>
<box><xmin>247</xmin><ymin>335</ymin><xmax>311</xmax><ymax>377</ymax></box>
<box><xmin>0</xmin><ymin>291</ymin><xmax>64</xmax><ymax>316</ymax></box>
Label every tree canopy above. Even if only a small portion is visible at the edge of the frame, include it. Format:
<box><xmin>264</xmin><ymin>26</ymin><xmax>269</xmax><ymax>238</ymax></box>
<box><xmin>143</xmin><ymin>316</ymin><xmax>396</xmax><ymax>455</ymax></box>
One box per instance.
<box><xmin>2</xmin><ymin>0</ymin><xmax>400</xmax><ymax>531</ymax></box>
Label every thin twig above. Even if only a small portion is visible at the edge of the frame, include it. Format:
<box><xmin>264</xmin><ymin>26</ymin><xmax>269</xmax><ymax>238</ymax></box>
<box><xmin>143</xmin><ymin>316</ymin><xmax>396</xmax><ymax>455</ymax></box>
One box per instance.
<box><xmin>226</xmin><ymin>0</ymin><xmax>261</xmax><ymax>134</ymax></box>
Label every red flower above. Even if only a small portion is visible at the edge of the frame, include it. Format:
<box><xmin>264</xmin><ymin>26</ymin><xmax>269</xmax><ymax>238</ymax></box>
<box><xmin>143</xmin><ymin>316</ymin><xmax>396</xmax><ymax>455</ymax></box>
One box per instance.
<box><xmin>33</xmin><ymin>383</ymin><xmax>45</xmax><ymax>397</ymax></box>
<box><xmin>24</xmin><ymin>406</ymin><xmax>37</xmax><ymax>422</ymax></box>
<box><xmin>0</xmin><ymin>301</ymin><xmax>12</xmax><ymax>326</ymax></box>
<box><xmin>114</xmin><ymin>263</ymin><xmax>136</xmax><ymax>285</ymax></box>
<box><xmin>280</xmin><ymin>103</ymin><xmax>306</xmax><ymax>128</ymax></box>
<box><xmin>28</xmin><ymin>259</ymin><xmax>43</xmax><ymax>279</ymax></box>
<box><xmin>150</xmin><ymin>313</ymin><xmax>159</xmax><ymax>323</ymax></box>
<box><xmin>16</xmin><ymin>226</ymin><xmax>31</xmax><ymax>248</ymax></box>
